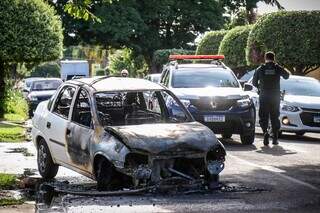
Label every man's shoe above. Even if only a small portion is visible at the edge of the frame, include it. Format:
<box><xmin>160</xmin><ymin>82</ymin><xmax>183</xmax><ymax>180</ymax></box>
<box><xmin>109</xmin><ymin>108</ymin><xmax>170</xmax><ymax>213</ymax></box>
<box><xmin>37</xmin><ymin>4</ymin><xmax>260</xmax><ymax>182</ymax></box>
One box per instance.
<box><xmin>263</xmin><ymin>133</ymin><xmax>269</xmax><ymax>146</ymax></box>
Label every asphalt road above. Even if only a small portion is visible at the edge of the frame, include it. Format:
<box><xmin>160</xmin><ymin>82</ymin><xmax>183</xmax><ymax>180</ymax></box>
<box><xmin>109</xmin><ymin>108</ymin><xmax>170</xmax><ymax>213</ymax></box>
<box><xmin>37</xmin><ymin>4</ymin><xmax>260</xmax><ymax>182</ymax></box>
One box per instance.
<box><xmin>0</xmin><ymin>130</ymin><xmax>319</xmax><ymax>213</ymax></box>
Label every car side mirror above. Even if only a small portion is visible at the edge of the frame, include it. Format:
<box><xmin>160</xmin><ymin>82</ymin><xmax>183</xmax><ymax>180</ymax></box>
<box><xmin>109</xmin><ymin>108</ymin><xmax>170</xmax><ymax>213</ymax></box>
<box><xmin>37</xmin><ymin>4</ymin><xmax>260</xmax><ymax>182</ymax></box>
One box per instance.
<box><xmin>243</xmin><ymin>83</ymin><xmax>253</xmax><ymax>91</ymax></box>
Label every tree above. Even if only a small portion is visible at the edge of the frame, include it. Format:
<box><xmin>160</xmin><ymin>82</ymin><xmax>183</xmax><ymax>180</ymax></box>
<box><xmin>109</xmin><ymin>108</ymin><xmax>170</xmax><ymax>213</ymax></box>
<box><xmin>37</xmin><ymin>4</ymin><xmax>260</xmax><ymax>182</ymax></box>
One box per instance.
<box><xmin>219</xmin><ymin>25</ymin><xmax>253</xmax><ymax>69</ymax></box>
<box><xmin>108</xmin><ymin>48</ymin><xmax>148</xmax><ymax>78</ymax></box>
<box><xmin>0</xmin><ymin>0</ymin><xmax>63</xmax><ymax>117</ymax></box>
<box><xmin>196</xmin><ymin>31</ymin><xmax>228</xmax><ymax>55</ymax></box>
<box><xmin>152</xmin><ymin>49</ymin><xmax>195</xmax><ymax>73</ymax></box>
<box><xmin>30</xmin><ymin>62</ymin><xmax>61</xmax><ymax>78</ymax></box>
<box><xmin>223</xmin><ymin>0</ymin><xmax>284</xmax><ymax>24</ymax></box>
<box><xmin>54</xmin><ymin>0</ymin><xmax>225</xmax><ymax>72</ymax></box>
<box><xmin>246</xmin><ymin>11</ymin><xmax>320</xmax><ymax>75</ymax></box>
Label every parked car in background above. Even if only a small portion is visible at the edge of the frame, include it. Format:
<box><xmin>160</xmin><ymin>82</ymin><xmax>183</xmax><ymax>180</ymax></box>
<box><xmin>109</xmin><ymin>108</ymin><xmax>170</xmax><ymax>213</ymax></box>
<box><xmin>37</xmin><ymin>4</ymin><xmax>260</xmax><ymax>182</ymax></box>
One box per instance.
<box><xmin>32</xmin><ymin>77</ymin><xmax>226</xmax><ymax>190</ymax></box>
<box><xmin>27</xmin><ymin>78</ymin><xmax>62</xmax><ymax>116</ymax></box>
<box><xmin>238</xmin><ymin>70</ymin><xmax>255</xmax><ymax>87</ymax></box>
<box><xmin>245</xmin><ymin>76</ymin><xmax>320</xmax><ymax>136</ymax></box>
<box><xmin>22</xmin><ymin>77</ymin><xmax>43</xmax><ymax>98</ymax></box>
<box><xmin>60</xmin><ymin>60</ymin><xmax>89</xmax><ymax>81</ymax></box>
<box><xmin>160</xmin><ymin>55</ymin><xmax>256</xmax><ymax>144</ymax></box>
<box><xmin>144</xmin><ymin>73</ymin><xmax>161</xmax><ymax>83</ymax></box>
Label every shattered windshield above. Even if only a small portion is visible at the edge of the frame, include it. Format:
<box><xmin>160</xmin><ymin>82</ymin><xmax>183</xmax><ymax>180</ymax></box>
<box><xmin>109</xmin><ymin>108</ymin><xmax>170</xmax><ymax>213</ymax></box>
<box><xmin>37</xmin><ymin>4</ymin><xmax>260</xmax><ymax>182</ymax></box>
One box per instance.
<box><xmin>95</xmin><ymin>90</ymin><xmax>192</xmax><ymax>126</ymax></box>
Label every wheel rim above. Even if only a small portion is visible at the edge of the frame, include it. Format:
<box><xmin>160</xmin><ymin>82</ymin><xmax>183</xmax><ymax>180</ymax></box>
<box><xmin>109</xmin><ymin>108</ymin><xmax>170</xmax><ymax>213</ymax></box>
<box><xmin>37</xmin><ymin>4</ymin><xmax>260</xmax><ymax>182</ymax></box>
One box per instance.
<box><xmin>38</xmin><ymin>144</ymin><xmax>47</xmax><ymax>173</ymax></box>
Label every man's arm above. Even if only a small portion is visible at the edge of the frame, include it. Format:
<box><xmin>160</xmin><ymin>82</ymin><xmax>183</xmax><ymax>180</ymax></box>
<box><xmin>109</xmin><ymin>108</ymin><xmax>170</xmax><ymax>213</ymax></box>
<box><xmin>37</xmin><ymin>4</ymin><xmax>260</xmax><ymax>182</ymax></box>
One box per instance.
<box><xmin>276</xmin><ymin>64</ymin><xmax>290</xmax><ymax>79</ymax></box>
<box><xmin>252</xmin><ymin>68</ymin><xmax>260</xmax><ymax>88</ymax></box>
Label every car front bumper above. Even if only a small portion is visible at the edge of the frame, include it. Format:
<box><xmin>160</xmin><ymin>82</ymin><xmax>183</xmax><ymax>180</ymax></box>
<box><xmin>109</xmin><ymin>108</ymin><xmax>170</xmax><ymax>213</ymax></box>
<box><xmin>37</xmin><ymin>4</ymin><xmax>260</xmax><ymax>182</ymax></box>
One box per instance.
<box><xmin>190</xmin><ymin>106</ymin><xmax>256</xmax><ymax>135</ymax></box>
<box><xmin>280</xmin><ymin>108</ymin><xmax>320</xmax><ymax>133</ymax></box>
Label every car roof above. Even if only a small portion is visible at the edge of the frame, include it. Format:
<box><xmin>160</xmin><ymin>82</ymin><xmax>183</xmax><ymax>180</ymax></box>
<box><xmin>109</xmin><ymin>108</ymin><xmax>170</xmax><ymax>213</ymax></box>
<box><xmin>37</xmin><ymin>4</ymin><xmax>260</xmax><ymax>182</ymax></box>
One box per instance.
<box><xmin>173</xmin><ymin>63</ymin><xmax>226</xmax><ymax>69</ymax></box>
<box><xmin>69</xmin><ymin>77</ymin><xmax>164</xmax><ymax>92</ymax></box>
<box><xmin>285</xmin><ymin>75</ymin><xmax>317</xmax><ymax>81</ymax></box>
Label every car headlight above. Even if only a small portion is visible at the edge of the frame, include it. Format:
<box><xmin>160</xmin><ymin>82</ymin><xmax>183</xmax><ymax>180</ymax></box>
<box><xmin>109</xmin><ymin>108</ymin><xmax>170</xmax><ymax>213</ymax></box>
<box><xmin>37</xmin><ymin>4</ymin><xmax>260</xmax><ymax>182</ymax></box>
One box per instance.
<box><xmin>237</xmin><ymin>96</ymin><xmax>251</xmax><ymax>108</ymax></box>
<box><xmin>281</xmin><ymin>104</ymin><xmax>300</xmax><ymax>112</ymax></box>
<box><xmin>27</xmin><ymin>95</ymin><xmax>38</xmax><ymax>101</ymax></box>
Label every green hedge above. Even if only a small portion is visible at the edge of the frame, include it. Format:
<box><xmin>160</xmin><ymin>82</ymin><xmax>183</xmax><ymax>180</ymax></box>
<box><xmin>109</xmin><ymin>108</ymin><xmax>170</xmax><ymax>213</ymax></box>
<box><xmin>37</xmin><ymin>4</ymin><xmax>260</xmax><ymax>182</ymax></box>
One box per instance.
<box><xmin>196</xmin><ymin>30</ymin><xmax>227</xmax><ymax>55</ymax></box>
<box><xmin>152</xmin><ymin>49</ymin><xmax>195</xmax><ymax>72</ymax></box>
<box><xmin>219</xmin><ymin>25</ymin><xmax>252</xmax><ymax>69</ymax></box>
<box><xmin>30</xmin><ymin>62</ymin><xmax>60</xmax><ymax>78</ymax></box>
<box><xmin>246</xmin><ymin>11</ymin><xmax>320</xmax><ymax>75</ymax></box>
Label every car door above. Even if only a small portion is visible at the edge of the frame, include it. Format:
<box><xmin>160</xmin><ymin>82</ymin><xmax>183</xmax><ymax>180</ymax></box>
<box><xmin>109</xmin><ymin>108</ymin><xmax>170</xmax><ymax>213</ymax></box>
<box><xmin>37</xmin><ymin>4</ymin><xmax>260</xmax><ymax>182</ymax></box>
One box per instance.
<box><xmin>46</xmin><ymin>85</ymin><xmax>77</xmax><ymax>163</ymax></box>
<box><xmin>66</xmin><ymin>88</ymin><xmax>94</xmax><ymax>173</ymax></box>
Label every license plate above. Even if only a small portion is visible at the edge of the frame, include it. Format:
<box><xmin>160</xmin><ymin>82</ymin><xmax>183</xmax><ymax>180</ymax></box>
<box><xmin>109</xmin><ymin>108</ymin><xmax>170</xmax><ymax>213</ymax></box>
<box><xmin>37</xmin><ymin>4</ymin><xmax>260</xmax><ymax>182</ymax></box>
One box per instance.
<box><xmin>204</xmin><ymin>115</ymin><xmax>225</xmax><ymax>122</ymax></box>
<box><xmin>314</xmin><ymin>116</ymin><xmax>320</xmax><ymax>123</ymax></box>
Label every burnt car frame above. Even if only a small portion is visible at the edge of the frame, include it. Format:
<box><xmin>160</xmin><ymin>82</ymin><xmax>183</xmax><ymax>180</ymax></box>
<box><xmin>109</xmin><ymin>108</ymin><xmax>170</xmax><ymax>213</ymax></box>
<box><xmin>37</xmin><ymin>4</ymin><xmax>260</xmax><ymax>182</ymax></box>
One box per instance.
<box><xmin>32</xmin><ymin>77</ymin><xmax>226</xmax><ymax>190</ymax></box>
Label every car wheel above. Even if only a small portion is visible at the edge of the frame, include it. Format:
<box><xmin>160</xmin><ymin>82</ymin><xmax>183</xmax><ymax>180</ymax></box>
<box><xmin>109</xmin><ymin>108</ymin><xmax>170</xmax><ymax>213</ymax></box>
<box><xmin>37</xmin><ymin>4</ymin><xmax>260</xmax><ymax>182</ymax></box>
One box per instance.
<box><xmin>37</xmin><ymin>139</ymin><xmax>58</xmax><ymax>179</ymax></box>
<box><xmin>95</xmin><ymin>158</ymin><xmax>114</xmax><ymax>191</ymax></box>
<box><xmin>240</xmin><ymin>130</ymin><xmax>255</xmax><ymax>145</ymax></box>
<box><xmin>296</xmin><ymin>131</ymin><xmax>305</xmax><ymax>136</ymax></box>
<box><xmin>222</xmin><ymin>133</ymin><xmax>232</xmax><ymax>139</ymax></box>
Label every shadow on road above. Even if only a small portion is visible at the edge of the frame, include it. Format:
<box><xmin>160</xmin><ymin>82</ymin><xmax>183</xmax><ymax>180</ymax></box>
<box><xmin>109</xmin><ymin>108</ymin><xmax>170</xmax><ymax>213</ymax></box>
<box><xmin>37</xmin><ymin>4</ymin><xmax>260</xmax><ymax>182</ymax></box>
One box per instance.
<box><xmin>256</xmin><ymin>145</ymin><xmax>297</xmax><ymax>156</ymax></box>
<box><xmin>219</xmin><ymin>138</ymin><xmax>258</xmax><ymax>152</ymax></box>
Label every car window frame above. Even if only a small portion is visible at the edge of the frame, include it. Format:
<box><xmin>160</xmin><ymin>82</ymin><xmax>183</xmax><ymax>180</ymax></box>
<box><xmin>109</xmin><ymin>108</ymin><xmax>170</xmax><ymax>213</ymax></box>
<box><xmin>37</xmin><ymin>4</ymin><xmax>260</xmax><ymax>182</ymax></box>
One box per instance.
<box><xmin>52</xmin><ymin>85</ymin><xmax>77</xmax><ymax>120</ymax></box>
<box><xmin>71</xmin><ymin>87</ymin><xmax>94</xmax><ymax>129</ymax></box>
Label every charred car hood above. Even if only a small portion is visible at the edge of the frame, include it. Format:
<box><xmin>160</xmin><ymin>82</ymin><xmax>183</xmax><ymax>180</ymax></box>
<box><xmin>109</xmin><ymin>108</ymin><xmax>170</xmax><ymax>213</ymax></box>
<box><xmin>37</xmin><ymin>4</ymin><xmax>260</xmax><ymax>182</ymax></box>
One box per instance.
<box><xmin>105</xmin><ymin>122</ymin><xmax>219</xmax><ymax>154</ymax></box>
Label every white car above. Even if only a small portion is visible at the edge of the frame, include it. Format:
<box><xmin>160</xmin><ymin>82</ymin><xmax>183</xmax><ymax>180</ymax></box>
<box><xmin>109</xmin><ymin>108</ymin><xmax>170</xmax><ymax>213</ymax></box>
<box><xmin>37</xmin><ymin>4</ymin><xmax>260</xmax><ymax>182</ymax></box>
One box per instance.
<box><xmin>245</xmin><ymin>76</ymin><xmax>320</xmax><ymax>136</ymax></box>
<box><xmin>31</xmin><ymin>77</ymin><xmax>226</xmax><ymax>190</ymax></box>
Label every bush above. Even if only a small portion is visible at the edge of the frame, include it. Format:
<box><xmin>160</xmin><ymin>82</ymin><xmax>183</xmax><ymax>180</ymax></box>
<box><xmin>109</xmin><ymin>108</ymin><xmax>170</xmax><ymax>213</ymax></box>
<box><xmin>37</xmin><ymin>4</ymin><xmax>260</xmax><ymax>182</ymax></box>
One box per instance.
<box><xmin>219</xmin><ymin>25</ymin><xmax>253</xmax><ymax>69</ymax></box>
<box><xmin>196</xmin><ymin>30</ymin><xmax>227</xmax><ymax>55</ymax></box>
<box><xmin>4</xmin><ymin>89</ymin><xmax>28</xmax><ymax>122</ymax></box>
<box><xmin>30</xmin><ymin>62</ymin><xmax>60</xmax><ymax>78</ymax></box>
<box><xmin>246</xmin><ymin>11</ymin><xmax>320</xmax><ymax>75</ymax></box>
<box><xmin>152</xmin><ymin>49</ymin><xmax>195</xmax><ymax>73</ymax></box>
<box><xmin>0</xmin><ymin>173</ymin><xmax>17</xmax><ymax>189</ymax></box>
<box><xmin>95</xmin><ymin>69</ymin><xmax>106</xmax><ymax>76</ymax></box>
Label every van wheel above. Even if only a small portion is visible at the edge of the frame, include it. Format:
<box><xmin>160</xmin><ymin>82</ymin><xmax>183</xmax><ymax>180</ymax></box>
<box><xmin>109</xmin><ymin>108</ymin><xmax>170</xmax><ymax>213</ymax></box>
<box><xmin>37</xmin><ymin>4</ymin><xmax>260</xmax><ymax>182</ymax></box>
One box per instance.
<box><xmin>37</xmin><ymin>139</ymin><xmax>58</xmax><ymax>179</ymax></box>
<box><xmin>95</xmin><ymin>158</ymin><xmax>114</xmax><ymax>191</ymax></box>
<box><xmin>240</xmin><ymin>130</ymin><xmax>255</xmax><ymax>145</ymax></box>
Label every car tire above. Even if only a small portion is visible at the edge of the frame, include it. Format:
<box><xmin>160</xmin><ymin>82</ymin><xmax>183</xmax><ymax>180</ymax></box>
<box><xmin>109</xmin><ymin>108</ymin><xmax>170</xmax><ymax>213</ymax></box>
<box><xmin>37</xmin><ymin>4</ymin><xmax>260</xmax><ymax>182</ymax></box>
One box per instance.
<box><xmin>240</xmin><ymin>130</ymin><xmax>255</xmax><ymax>145</ymax></box>
<box><xmin>296</xmin><ymin>132</ymin><xmax>305</xmax><ymax>136</ymax></box>
<box><xmin>222</xmin><ymin>133</ymin><xmax>232</xmax><ymax>139</ymax></box>
<box><xmin>37</xmin><ymin>139</ymin><xmax>59</xmax><ymax>179</ymax></box>
<box><xmin>95</xmin><ymin>158</ymin><xmax>114</xmax><ymax>191</ymax></box>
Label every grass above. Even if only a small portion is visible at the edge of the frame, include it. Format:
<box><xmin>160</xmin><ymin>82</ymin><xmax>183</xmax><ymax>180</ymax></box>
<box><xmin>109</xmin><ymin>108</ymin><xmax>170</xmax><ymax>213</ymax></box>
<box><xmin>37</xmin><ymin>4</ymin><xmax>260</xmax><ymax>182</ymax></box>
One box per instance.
<box><xmin>3</xmin><ymin>113</ymin><xmax>26</xmax><ymax>124</ymax></box>
<box><xmin>0</xmin><ymin>173</ymin><xmax>17</xmax><ymax>190</ymax></box>
<box><xmin>0</xmin><ymin>173</ymin><xmax>23</xmax><ymax>206</ymax></box>
<box><xmin>0</xmin><ymin>198</ymin><xmax>24</xmax><ymax>206</ymax></box>
<box><xmin>0</xmin><ymin>123</ymin><xmax>25</xmax><ymax>142</ymax></box>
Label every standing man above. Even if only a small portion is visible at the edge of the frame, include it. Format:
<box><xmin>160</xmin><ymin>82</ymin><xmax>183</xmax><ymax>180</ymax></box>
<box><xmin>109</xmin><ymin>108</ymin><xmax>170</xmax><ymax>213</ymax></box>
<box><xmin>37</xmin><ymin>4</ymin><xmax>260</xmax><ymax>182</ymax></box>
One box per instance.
<box><xmin>252</xmin><ymin>51</ymin><xmax>290</xmax><ymax>146</ymax></box>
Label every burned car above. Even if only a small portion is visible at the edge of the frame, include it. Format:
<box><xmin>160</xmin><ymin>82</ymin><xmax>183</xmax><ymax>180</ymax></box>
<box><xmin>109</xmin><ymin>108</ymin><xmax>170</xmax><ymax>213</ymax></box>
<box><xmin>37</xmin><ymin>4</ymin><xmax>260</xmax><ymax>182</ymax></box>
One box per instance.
<box><xmin>32</xmin><ymin>77</ymin><xmax>225</xmax><ymax>190</ymax></box>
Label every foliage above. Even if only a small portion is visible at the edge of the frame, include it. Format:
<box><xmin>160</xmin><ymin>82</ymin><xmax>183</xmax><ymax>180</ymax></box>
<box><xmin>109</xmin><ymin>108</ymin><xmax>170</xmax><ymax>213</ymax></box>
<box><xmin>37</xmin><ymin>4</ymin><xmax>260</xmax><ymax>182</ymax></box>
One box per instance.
<box><xmin>94</xmin><ymin>69</ymin><xmax>106</xmax><ymax>76</ymax></box>
<box><xmin>223</xmin><ymin>0</ymin><xmax>284</xmax><ymax>23</ymax></box>
<box><xmin>30</xmin><ymin>62</ymin><xmax>60</xmax><ymax>78</ymax></box>
<box><xmin>0</xmin><ymin>173</ymin><xmax>17</xmax><ymax>189</ymax></box>
<box><xmin>52</xmin><ymin>0</ymin><xmax>225</xmax><ymax>69</ymax></box>
<box><xmin>152</xmin><ymin>49</ymin><xmax>195</xmax><ymax>73</ymax></box>
<box><xmin>219</xmin><ymin>25</ymin><xmax>253</xmax><ymax>69</ymax></box>
<box><xmin>0</xmin><ymin>123</ymin><xmax>25</xmax><ymax>142</ymax></box>
<box><xmin>0</xmin><ymin>0</ymin><xmax>63</xmax><ymax>118</ymax></box>
<box><xmin>4</xmin><ymin>89</ymin><xmax>28</xmax><ymax>122</ymax></box>
<box><xmin>108</xmin><ymin>49</ymin><xmax>148</xmax><ymax>78</ymax></box>
<box><xmin>226</xmin><ymin>9</ymin><xmax>249</xmax><ymax>29</ymax></box>
<box><xmin>196</xmin><ymin>31</ymin><xmax>228</xmax><ymax>55</ymax></box>
<box><xmin>0</xmin><ymin>198</ymin><xmax>24</xmax><ymax>206</ymax></box>
<box><xmin>246</xmin><ymin>11</ymin><xmax>320</xmax><ymax>75</ymax></box>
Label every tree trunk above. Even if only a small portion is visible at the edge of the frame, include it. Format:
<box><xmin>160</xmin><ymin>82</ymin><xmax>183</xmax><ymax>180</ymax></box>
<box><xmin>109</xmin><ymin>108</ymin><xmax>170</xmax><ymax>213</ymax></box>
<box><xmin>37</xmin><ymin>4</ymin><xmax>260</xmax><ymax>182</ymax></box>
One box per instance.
<box><xmin>0</xmin><ymin>61</ymin><xmax>6</xmax><ymax>118</ymax></box>
<box><xmin>294</xmin><ymin>65</ymin><xmax>305</xmax><ymax>76</ymax></box>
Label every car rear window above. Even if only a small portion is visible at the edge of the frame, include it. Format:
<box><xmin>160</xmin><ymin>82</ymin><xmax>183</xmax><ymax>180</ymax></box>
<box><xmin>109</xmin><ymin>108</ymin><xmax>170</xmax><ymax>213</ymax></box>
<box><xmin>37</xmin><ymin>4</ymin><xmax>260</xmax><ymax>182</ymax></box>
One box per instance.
<box><xmin>172</xmin><ymin>68</ymin><xmax>240</xmax><ymax>88</ymax></box>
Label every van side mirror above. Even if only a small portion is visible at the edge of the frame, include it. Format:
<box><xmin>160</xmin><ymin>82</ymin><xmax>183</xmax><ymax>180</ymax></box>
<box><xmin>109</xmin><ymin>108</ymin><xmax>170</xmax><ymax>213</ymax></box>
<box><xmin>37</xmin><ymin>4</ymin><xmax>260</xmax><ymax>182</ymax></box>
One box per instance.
<box><xmin>243</xmin><ymin>83</ymin><xmax>253</xmax><ymax>91</ymax></box>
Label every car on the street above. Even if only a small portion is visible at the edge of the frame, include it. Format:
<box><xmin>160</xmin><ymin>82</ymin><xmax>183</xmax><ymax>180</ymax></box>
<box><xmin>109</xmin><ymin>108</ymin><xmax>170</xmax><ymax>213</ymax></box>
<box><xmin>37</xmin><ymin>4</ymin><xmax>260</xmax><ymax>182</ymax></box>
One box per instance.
<box><xmin>245</xmin><ymin>75</ymin><xmax>320</xmax><ymax>136</ymax></box>
<box><xmin>27</xmin><ymin>78</ymin><xmax>62</xmax><ymax>116</ymax></box>
<box><xmin>160</xmin><ymin>55</ymin><xmax>256</xmax><ymax>144</ymax></box>
<box><xmin>32</xmin><ymin>77</ymin><xmax>226</xmax><ymax>190</ymax></box>
<box><xmin>144</xmin><ymin>73</ymin><xmax>161</xmax><ymax>83</ymax></box>
<box><xmin>21</xmin><ymin>77</ymin><xmax>44</xmax><ymax>98</ymax></box>
<box><xmin>238</xmin><ymin>70</ymin><xmax>255</xmax><ymax>86</ymax></box>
